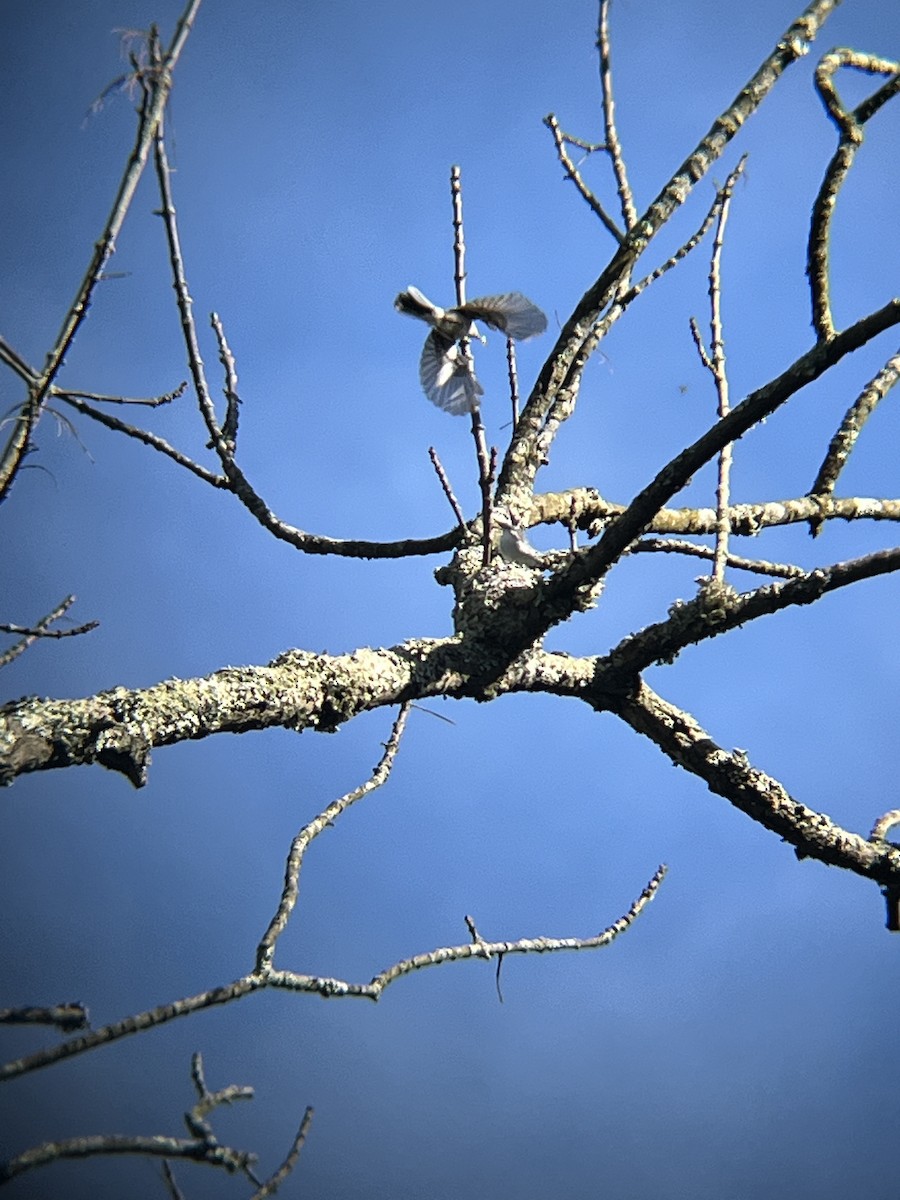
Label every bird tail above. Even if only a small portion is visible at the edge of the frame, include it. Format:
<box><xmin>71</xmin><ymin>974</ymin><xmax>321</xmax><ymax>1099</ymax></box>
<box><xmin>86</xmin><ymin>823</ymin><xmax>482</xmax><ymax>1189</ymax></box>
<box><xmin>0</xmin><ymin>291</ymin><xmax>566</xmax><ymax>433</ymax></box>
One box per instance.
<box><xmin>394</xmin><ymin>286</ymin><xmax>438</xmax><ymax>322</ymax></box>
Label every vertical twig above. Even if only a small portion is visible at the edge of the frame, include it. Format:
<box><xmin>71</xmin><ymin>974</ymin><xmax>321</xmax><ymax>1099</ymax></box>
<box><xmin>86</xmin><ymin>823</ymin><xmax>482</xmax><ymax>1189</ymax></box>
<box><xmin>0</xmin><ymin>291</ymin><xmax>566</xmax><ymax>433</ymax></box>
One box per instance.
<box><xmin>709</xmin><ymin>194</ymin><xmax>734</xmax><ymax>584</ymax></box>
<box><xmin>450</xmin><ymin>165</ymin><xmax>494</xmax><ymax>565</ymax></box>
<box><xmin>689</xmin><ymin>160</ymin><xmax>746</xmax><ymax>583</ymax></box>
<box><xmin>506</xmin><ymin>337</ymin><xmax>521</xmax><ymax>426</ymax></box>
<box><xmin>597</xmin><ymin>0</ymin><xmax>637</xmax><ymax>230</ymax></box>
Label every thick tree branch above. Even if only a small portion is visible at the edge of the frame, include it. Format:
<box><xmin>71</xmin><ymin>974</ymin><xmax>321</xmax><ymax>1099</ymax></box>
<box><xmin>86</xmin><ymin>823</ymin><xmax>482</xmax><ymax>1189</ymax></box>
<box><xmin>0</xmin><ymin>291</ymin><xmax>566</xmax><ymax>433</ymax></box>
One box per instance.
<box><xmin>615</xmin><ymin>681</ymin><xmax>900</xmax><ymax>893</ymax></box>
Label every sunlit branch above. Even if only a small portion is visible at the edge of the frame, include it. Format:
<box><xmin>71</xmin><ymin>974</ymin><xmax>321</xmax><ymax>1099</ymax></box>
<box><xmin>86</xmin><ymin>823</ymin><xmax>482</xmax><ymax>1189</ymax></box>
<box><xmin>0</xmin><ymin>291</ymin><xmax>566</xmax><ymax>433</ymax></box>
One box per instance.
<box><xmin>530</xmin><ymin>489</ymin><xmax>900</xmax><ymax>537</ymax></box>
<box><xmin>807</xmin><ymin>349</ymin><xmax>900</xmax><ymax>534</ymax></box>
<box><xmin>692</xmin><ymin>164</ymin><xmax>744</xmax><ymax>582</ymax></box>
<box><xmin>606</xmin><ymin>546</ymin><xmax>900</xmax><ymax>677</ymax></box>
<box><xmin>808</xmin><ymin>49</ymin><xmax>900</xmax><ymax>340</ymax></box>
<box><xmin>616</xmin><ymin>681</ymin><xmax>900</xmax><ymax>895</ymax></box>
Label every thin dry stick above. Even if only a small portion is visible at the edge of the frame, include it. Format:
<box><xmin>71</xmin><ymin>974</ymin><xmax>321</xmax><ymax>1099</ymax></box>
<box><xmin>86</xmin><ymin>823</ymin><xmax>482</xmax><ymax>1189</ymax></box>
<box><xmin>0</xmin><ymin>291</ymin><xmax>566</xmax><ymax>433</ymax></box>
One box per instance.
<box><xmin>0</xmin><ymin>596</ymin><xmax>97</xmax><ymax>668</ymax></box>
<box><xmin>0</xmin><ymin>339</ymin><xmax>223</xmax><ymax>486</ymax></box>
<box><xmin>1</xmin><ymin>1052</ymin><xmax>275</xmax><ymax>1189</ymax></box>
<box><xmin>808</xmin><ymin>49</ymin><xmax>900</xmax><ymax>341</ymax></box>
<box><xmin>250</xmin><ymin>1107</ymin><xmax>315</xmax><ymax>1200</ymax></box>
<box><xmin>256</xmin><ymin>704</ymin><xmax>412</xmax><ymax>971</ymax></box>
<box><xmin>450</xmin><ymin>166</ymin><xmax>494</xmax><ymax>565</ymax></box>
<box><xmin>58</xmin><ymin>383</ymin><xmax>186</xmax><ymax>407</ymax></box>
<box><xmin>507</xmin><ymin>336</ymin><xmax>521</xmax><ymax>426</ymax></box>
<box><xmin>706</xmin><ymin>170</ymin><xmax>743</xmax><ymax>582</ymax></box>
<box><xmin>632</xmin><ymin>538</ymin><xmax>805</xmax><ymax>579</ymax></box>
<box><xmin>807</xmin><ymin>349</ymin><xmax>900</xmax><ymax>534</ymax></box>
<box><xmin>61</xmin><ymin>394</ymin><xmax>225</xmax><ymax>484</ymax></box>
<box><xmin>542</xmin><ymin>114</ymin><xmax>625</xmax><ymax>241</ymax></box>
<box><xmin>1</xmin><ymin>854</ymin><xmax>665</xmax><ymax>1083</ymax></box>
<box><xmin>597</xmin><ymin>0</ymin><xmax>637</xmax><ymax>230</ymax></box>
<box><xmin>211</xmin><ymin>312</ymin><xmax>241</xmax><ymax>450</ymax></box>
<box><xmin>161</xmin><ymin>1159</ymin><xmax>186</xmax><ymax>1200</ymax></box>
<box><xmin>0</xmin><ymin>1003</ymin><xmax>89</xmax><ymax>1033</ymax></box>
<box><xmin>0</xmin><ymin>1</ymin><xmax>201</xmax><ymax>503</ymax></box>
<box><xmin>428</xmin><ymin>446</ymin><xmax>467</xmax><ymax>529</ymax></box>
<box><xmin>152</xmin><ymin>111</ymin><xmax>223</xmax><ymax>449</ymax></box>
<box><xmin>368</xmin><ymin>864</ymin><xmax>667</xmax><ymax>993</ymax></box>
<box><xmin>0</xmin><ymin>1131</ymin><xmax>257</xmax><ymax>1188</ymax></box>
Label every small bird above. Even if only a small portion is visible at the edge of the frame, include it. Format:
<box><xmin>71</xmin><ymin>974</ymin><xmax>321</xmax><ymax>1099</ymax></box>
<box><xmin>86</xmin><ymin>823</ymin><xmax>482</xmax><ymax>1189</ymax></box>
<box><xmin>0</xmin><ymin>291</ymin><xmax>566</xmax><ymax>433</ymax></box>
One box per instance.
<box><xmin>494</xmin><ymin>512</ymin><xmax>546</xmax><ymax>569</ymax></box>
<box><xmin>395</xmin><ymin>286</ymin><xmax>547</xmax><ymax>414</ymax></box>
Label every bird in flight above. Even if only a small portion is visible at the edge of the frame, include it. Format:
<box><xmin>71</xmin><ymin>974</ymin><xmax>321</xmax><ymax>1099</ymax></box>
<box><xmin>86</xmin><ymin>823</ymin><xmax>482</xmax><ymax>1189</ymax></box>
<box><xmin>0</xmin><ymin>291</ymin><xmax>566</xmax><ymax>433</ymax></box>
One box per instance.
<box><xmin>395</xmin><ymin>286</ymin><xmax>547</xmax><ymax>414</ymax></box>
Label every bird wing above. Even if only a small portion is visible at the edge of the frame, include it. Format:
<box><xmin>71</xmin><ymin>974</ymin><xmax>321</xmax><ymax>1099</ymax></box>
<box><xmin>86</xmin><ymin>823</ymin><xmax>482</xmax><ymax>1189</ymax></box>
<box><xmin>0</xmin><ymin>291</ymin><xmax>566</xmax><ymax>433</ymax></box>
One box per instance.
<box><xmin>458</xmin><ymin>293</ymin><xmax>547</xmax><ymax>340</ymax></box>
<box><xmin>419</xmin><ymin>330</ymin><xmax>484</xmax><ymax>415</ymax></box>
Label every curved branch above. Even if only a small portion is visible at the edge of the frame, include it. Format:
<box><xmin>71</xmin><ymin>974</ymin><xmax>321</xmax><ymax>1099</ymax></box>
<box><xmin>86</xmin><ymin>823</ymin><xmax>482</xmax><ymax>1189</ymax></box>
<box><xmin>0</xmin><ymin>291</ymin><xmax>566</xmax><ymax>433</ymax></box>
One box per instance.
<box><xmin>1</xmin><ymin>867</ymin><xmax>663</xmax><ymax>1082</ymax></box>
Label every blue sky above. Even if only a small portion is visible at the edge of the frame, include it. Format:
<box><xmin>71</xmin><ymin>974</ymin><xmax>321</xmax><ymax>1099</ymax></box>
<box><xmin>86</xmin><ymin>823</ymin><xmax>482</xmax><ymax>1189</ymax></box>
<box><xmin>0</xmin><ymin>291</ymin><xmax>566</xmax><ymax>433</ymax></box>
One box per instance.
<box><xmin>2</xmin><ymin>1</ymin><xmax>900</xmax><ymax>1196</ymax></box>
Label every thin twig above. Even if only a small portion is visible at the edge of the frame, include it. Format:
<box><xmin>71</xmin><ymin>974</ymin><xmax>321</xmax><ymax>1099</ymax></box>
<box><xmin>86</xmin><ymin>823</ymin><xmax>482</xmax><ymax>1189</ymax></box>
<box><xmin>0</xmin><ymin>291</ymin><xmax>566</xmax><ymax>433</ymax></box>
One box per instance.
<box><xmin>428</xmin><ymin>447</ymin><xmax>467</xmax><ymax>529</ymax></box>
<box><xmin>152</xmin><ymin>108</ymin><xmax>223</xmax><ymax>450</ymax></box>
<box><xmin>211</xmin><ymin>312</ymin><xmax>241</xmax><ymax>451</ymax></box>
<box><xmin>700</xmin><ymin>166</ymin><xmax>744</xmax><ymax>582</ymax></box>
<box><xmin>542</xmin><ymin>114</ymin><xmax>625</xmax><ymax>241</ymax></box>
<box><xmin>450</xmin><ymin>165</ymin><xmax>494</xmax><ymax>564</ymax></box>
<box><xmin>597</xmin><ymin>0</ymin><xmax>637</xmax><ymax>229</ymax></box>
<box><xmin>0</xmin><ymin>1003</ymin><xmax>89</xmax><ymax>1033</ymax></box>
<box><xmin>807</xmin><ymin>348</ymin><xmax>900</xmax><ymax>534</ymax></box>
<box><xmin>632</xmin><ymin>538</ymin><xmax>805</xmax><ymax>579</ymax></box>
<box><xmin>1</xmin><ymin>859</ymin><xmax>664</xmax><ymax>1082</ymax></box>
<box><xmin>0</xmin><ymin>2</ymin><xmax>201</xmax><ymax>503</ymax></box>
<box><xmin>0</xmin><ymin>596</ymin><xmax>97</xmax><ymax>669</ymax></box>
<box><xmin>59</xmin><ymin>382</ymin><xmax>186</xmax><ymax>407</ymax></box>
<box><xmin>250</xmin><ymin>1108</ymin><xmax>315</xmax><ymax>1200</ymax></box>
<box><xmin>256</xmin><ymin>705</ymin><xmax>412</xmax><ymax>971</ymax></box>
<box><xmin>59</xmin><ymin>394</ymin><xmax>226</xmax><ymax>485</ymax></box>
<box><xmin>506</xmin><ymin>336</ymin><xmax>521</xmax><ymax>426</ymax></box>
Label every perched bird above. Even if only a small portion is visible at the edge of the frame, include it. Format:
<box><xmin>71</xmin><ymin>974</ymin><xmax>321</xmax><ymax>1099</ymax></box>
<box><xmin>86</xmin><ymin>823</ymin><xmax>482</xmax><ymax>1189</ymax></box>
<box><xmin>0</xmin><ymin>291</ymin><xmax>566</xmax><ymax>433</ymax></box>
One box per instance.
<box><xmin>494</xmin><ymin>512</ymin><xmax>546</xmax><ymax>569</ymax></box>
<box><xmin>395</xmin><ymin>286</ymin><xmax>547</xmax><ymax>414</ymax></box>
